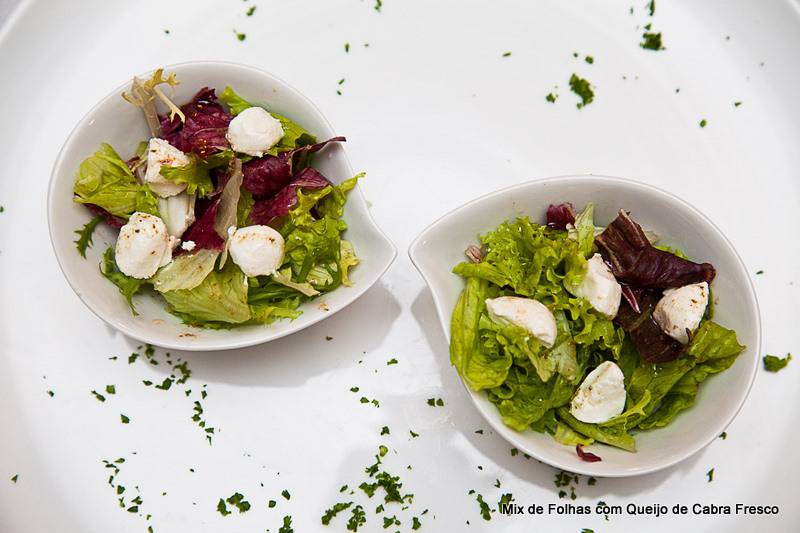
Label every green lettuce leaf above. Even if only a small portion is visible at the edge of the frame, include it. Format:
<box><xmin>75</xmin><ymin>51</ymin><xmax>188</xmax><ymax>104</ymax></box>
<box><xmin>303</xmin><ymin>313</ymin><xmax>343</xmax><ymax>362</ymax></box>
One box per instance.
<box><xmin>272</xmin><ymin>268</ymin><xmax>320</xmax><ymax>297</ymax></box>
<box><xmin>100</xmin><ymin>247</ymin><xmax>145</xmax><ymax>314</ymax></box>
<box><xmin>162</xmin><ymin>261</ymin><xmax>251</xmax><ymax>325</ymax></box>
<box><xmin>339</xmin><ymin>240</ymin><xmax>359</xmax><ymax>286</ymax></box>
<box><xmin>73</xmin><ymin>143</ymin><xmax>159</xmax><ymax>218</ymax></box>
<box><xmin>554</xmin><ymin>422</ymin><xmax>594</xmax><ymax>446</ymax></box>
<box><xmin>317</xmin><ymin>174</ymin><xmax>362</xmax><ymax>219</ymax></box>
<box><xmin>74</xmin><ymin>215</ymin><xmax>103</xmax><ymax>258</ymax></box>
<box><xmin>150</xmin><ymin>250</ymin><xmax>219</xmax><ymax>293</ymax></box>
<box><xmin>450</xmin><ymin>277</ymin><xmax>513</xmax><ymax>391</ymax></box>
<box><xmin>555</xmin><ymin>407</ymin><xmax>636</xmax><ymax>452</ymax></box>
<box><xmin>237</xmin><ymin>188</ymin><xmax>254</xmax><ymax>226</ymax></box>
<box><xmin>159</xmin><ymin>151</ymin><xmax>233</xmax><ymax>198</ymax></box>
<box><xmin>218</xmin><ymin>86</ymin><xmax>317</xmax><ymax>155</ymax></box>
<box><xmin>638</xmin><ymin>322</ymin><xmax>745</xmax><ymax>429</ymax></box>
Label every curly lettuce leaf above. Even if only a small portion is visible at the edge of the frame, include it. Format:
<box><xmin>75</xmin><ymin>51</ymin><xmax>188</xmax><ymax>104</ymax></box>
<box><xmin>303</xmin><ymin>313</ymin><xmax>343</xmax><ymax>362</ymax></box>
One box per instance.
<box><xmin>162</xmin><ymin>261</ymin><xmax>250</xmax><ymax>325</ymax></box>
<box><xmin>555</xmin><ymin>407</ymin><xmax>636</xmax><ymax>452</ymax></box>
<box><xmin>158</xmin><ymin>151</ymin><xmax>233</xmax><ymax>198</ymax></box>
<box><xmin>490</xmin><ymin>368</ymin><xmax>575</xmax><ymax>432</ymax></box>
<box><xmin>339</xmin><ymin>240</ymin><xmax>359</xmax><ymax>286</ymax></box>
<box><xmin>74</xmin><ymin>215</ymin><xmax>103</xmax><ymax>258</ymax></box>
<box><xmin>763</xmin><ymin>353</ymin><xmax>792</xmax><ymax>372</ymax></box>
<box><xmin>317</xmin><ymin>174</ymin><xmax>362</xmax><ymax>219</ymax></box>
<box><xmin>73</xmin><ymin>143</ymin><xmax>159</xmax><ymax>218</ymax></box>
<box><xmin>100</xmin><ymin>247</ymin><xmax>145</xmax><ymax>315</ymax></box>
<box><xmin>218</xmin><ymin>86</ymin><xmax>317</xmax><ymax>155</ymax></box>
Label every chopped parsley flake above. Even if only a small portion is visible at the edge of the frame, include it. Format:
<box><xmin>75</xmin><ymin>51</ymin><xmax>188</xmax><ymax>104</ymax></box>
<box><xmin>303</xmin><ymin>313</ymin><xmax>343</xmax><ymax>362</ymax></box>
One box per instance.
<box><xmin>568</xmin><ymin>74</ymin><xmax>594</xmax><ymax>108</ymax></box>
<box><xmin>345</xmin><ymin>43</ymin><xmax>350</xmax><ymax>53</ymax></box>
<box><xmin>278</xmin><ymin>515</ymin><xmax>294</xmax><ymax>533</ymax></box>
<box><xmin>226</xmin><ymin>492</ymin><xmax>251</xmax><ymax>513</ymax></box>
<box><xmin>217</xmin><ymin>498</ymin><xmax>231</xmax><ymax>516</ymax></box>
<box><xmin>380</xmin><ymin>426</ymin><xmax>390</xmax><ymax>435</ymax></box>
<box><xmin>347</xmin><ymin>505</ymin><xmax>366</xmax><ymax>531</ymax></box>
<box><xmin>498</xmin><ymin>492</ymin><xmax>513</xmax><ymax>510</ymax></box>
<box><xmin>91</xmin><ymin>390</ymin><xmax>106</xmax><ymax>402</ymax></box>
<box><xmin>409</xmin><ymin>430</ymin><xmax>419</xmax><ymax>438</ymax></box>
<box><xmin>379</xmin><ymin>445</ymin><xmax>389</xmax><ymax>457</ymax></box>
<box><xmin>756</xmin><ymin>269</ymin><xmax>764</xmax><ymax>275</ymax></box>
<box><xmin>105</xmin><ymin>385</ymin><xmax>116</xmax><ymax>395</ymax></box>
<box><xmin>74</xmin><ymin>215</ymin><xmax>103</xmax><ymax>258</ymax></box>
<box><xmin>322</xmin><ymin>501</ymin><xmax>353</xmax><ymax>525</ymax></box>
<box><xmin>475</xmin><ymin>493</ymin><xmax>492</xmax><ymax>520</ymax></box>
<box><xmin>763</xmin><ymin>353</ymin><xmax>792</xmax><ymax>372</ymax></box>
<box><xmin>640</xmin><ymin>32</ymin><xmax>664</xmax><ymax>50</ymax></box>
<box><xmin>246</xmin><ymin>5</ymin><xmax>256</xmax><ymax>16</ymax></box>
<box><xmin>412</xmin><ymin>516</ymin><xmax>422</xmax><ymax>530</ymax></box>
<box><xmin>164</xmin><ymin>29</ymin><xmax>170</xmax><ymax>35</ymax></box>
<box><xmin>502</xmin><ymin>51</ymin><xmax>512</xmax><ymax>57</ymax></box>
<box><xmin>374</xmin><ymin>0</ymin><xmax>382</xmax><ymax>12</ymax></box>
<box><xmin>699</xmin><ymin>119</ymin><xmax>708</xmax><ymax>128</ymax></box>
<box><xmin>510</xmin><ymin>448</ymin><xmax>519</xmax><ymax>457</ymax></box>
<box><xmin>47</xmin><ymin>390</ymin><xmax>54</xmax><ymax>397</ymax></box>
<box><xmin>719</xmin><ymin>432</ymin><xmax>727</xmax><ymax>439</ymax></box>
<box><xmin>648</xmin><ymin>0</ymin><xmax>655</xmax><ymax>16</ymax></box>
<box><xmin>386</xmin><ymin>358</ymin><xmax>398</xmax><ymax>365</ymax></box>
<box><xmin>120</xmin><ymin>414</ymin><xmax>130</xmax><ymax>424</ymax></box>
<box><xmin>706</xmin><ymin>468</ymin><xmax>714</xmax><ymax>482</ymax></box>
<box><xmin>585</xmin><ymin>55</ymin><xmax>594</xmax><ymax>64</ymax></box>
<box><xmin>350</xmin><ymin>386</ymin><xmax>360</xmax><ymax>393</ymax></box>
<box><xmin>545</xmin><ymin>92</ymin><xmax>558</xmax><ymax>103</ymax></box>
<box><xmin>281</xmin><ymin>489</ymin><xmax>291</xmax><ymax>500</ymax></box>
<box><xmin>588</xmin><ymin>476</ymin><xmax>597</xmax><ymax>486</ymax></box>
<box><xmin>10</xmin><ymin>474</ymin><xmax>18</xmax><ymax>483</ymax></box>
<box><xmin>475</xmin><ymin>429</ymin><xmax>484</xmax><ymax>434</ymax></box>
<box><xmin>234</xmin><ymin>30</ymin><xmax>246</xmax><ymax>42</ymax></box>
<box><xmin>326</xmin><ymin>336</ymin><xmax>334</xmax><ymax>341</ymax></box>
<box><xmin>734</xmin><ymin>101</ymin><xmax>742</xmax><ymax>107</ymax></box>
<box><xmin>494</xmin><ymin>479</ymin><xmax>501</xmax><ymax>488</ymax></box>
<box><xmin>268</xmin><ymin>499</ymin><xmax>277</xmax><ymax>508</ymax></box>
<box><xmin>426</xmin><ymin>398</ymin><xmax>444</xmax><ymax>406</ymax></box>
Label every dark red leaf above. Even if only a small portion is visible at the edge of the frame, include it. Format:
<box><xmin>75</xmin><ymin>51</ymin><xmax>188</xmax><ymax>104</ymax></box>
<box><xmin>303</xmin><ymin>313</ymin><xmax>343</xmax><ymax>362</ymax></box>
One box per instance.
<box><xmin>249</xmin><ymin>167</ymin><xmax>331</xmax><ymax>225</ymax></box>
<box><xmin>546</xmin><ymin>202</ymin><xmax>576</xmax><ymax>229</ymax></box>
<box><xmin>86</xmin><ymin>204</ymin><xmax>125</xmax><ymax>229</ymax></box>
<box><xmin>241</xmin><ymin>136</ymin><xmax>346</xmax><ymax>198</ymax></box>
<box><xmin>160</xmin><ymin>88</ymin><xmax>232</xmax><ymax>158</ymax></box>
<box><xmin>595</xmin><ymin>210</ymin><xmax>715</xmax><ymax>289</ymax></box>
<box><xmin>576</xmin><ymin>445</ymin><xmax>602</xmax><ymax>462</ymax></box>
<box><xmin>177</xmin><ymin>196</ymin><xmax>224</xmax><ymax>254</ymax></box>
<box><xmin>615</xmin><ymin>288</ymin><xmax>685</xmax><ymax>363</ymax></box>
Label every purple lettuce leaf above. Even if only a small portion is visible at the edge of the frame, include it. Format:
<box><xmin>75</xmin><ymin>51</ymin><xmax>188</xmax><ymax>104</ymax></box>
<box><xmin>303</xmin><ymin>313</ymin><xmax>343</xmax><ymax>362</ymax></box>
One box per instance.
<box><xmin>576</xmin><ymin>445</ymin><xmax>602</xmax><ymax>462</ymax></box>
<box><xmin>241</xmin><ymin>136</ymin><xmax>346</xmax><ymax>198</ymax></box>
<box><xmin>615</xmin><ymin>287</ymin><xmax>685</xmax><ymax>363</ymax></box>
<box><xmin>160</xmin><ymin>88</ymin><xmax>232</xmax><ymax>158</ymax></box>
<box><xmin>86</xmin><ymin>204</ymin><xmax>125</xmax><ymax>229</ymax></box>
<box><xmin>546</xmin><ymin>202</ymin><xmax>576</xmax><ymax>230</ymax></box>
<box><xmin>249</xmin><ymin>167</ymin><xmax>331</xmax><ymax>225</ymax></box>
<box><xmin>595</xmin><ymin>210</ymin><xmax>716</xmax><ymax>289</ymax></box>
<box><xmin>176</xmin><ymin>196</ymin><xmax>224</xmax><ymax>254</ymax></box>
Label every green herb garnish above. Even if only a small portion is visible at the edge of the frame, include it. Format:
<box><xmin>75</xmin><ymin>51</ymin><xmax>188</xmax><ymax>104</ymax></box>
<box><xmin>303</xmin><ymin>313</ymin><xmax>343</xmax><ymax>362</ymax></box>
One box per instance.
<box><xmin>763</xmin><ymin>353</ymin><xmax>792</xmax><ymax>372</ymax></box>
<box><xmin>74</xmin><ymin>215</ymin><xmax>103</xmax><ymax>258</ymax></box>
<box><xmin>322</xmin><ymin>501</ymin><xmax>353</xmax><ymax>525</ymax></box>
<box><xmin>568</xmin><ymin>74</ymin><xmax>594</xmax><ymax>108</ymax></box>
<box><xmin>640</xmin><ymin>32</ymin><xmax>664</xmax><ymax>50</ymax></box>
<box><xmin>120</xmin><ymin>414</ymin><xmax>130</xmax><ymax>424</ymax></box>
<box><xmin>706</xmin><ymin>468</ymin><xmax>714</xmax><ymax>482</ymax></box>
<box><xmin>234</xmin><ymin>30</ymin><xmax>246</xmax><ymax>41</ymax></box>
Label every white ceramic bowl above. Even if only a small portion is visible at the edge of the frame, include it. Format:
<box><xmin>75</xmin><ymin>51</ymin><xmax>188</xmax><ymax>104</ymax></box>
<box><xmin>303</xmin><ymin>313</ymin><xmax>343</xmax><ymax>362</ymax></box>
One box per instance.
<box><xmin>48</xmin><ymin>61</ymin><xmax>396</xmax><ymax>351</ymax></box>
<box><xmin>409</xmin><ymin>175</ymin><xmax>760</xmax><ymax>477</ymax></box>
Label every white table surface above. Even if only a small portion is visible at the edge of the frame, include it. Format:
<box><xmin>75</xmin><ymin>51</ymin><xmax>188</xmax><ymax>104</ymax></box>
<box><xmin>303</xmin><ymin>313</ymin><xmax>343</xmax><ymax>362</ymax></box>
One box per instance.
<box><xmin>0</xmin><ymin>1</ymin><xmax>798</xmax><ymax>532</ymax></box>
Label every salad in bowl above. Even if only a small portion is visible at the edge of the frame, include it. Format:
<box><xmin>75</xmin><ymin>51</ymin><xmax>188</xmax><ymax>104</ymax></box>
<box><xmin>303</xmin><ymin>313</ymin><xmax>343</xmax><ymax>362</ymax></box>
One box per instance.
<box><xmin>70</xmin><ymin>69</ymin><xmax>360</xmax><ymax>330</ymax></box>
<box><xmin>450</xmin><ymin>202</ymin><xmax>745</xmax><ymax>458</ymax></box>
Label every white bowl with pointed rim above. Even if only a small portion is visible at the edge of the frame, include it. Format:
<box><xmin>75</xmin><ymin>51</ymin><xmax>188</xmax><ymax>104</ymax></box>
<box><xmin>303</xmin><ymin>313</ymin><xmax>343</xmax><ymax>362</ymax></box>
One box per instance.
<box><xmin>409</xmin><ymin>175</ymin><xmax>760</xmax><ymax>477</ymax></box>
<box><xmin>48</xmin><ymin>61</ymin><xmax>396</xmax><ymax>351</ymax></box>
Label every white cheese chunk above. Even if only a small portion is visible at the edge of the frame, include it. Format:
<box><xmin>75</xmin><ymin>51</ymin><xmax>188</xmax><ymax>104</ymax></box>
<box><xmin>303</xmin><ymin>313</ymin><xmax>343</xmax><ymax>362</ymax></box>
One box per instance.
<box><xmin>180</xmin><ymin>240</ymin><xmax>196</xmax><ymax>252</ymax></box>
<box><xmin>115</xmin><ymin>212</ymin><xmax>173</xmax><ymax>279</ymax></box>
<box><xmin>229</xmin><ymin>225</ymin><xmax>285</xmax><ymax>277</ymax></box>
<box><xmin>653</xmin><ymin>282</ymin><xmax>709</xmax><ymax>344</ymax></box>
<box><xmin>225</xmin><ymin>107</ymin><xmax>284</xmax><ymax>157</ymax></box>
<box><xmin>570</xmin><ymin>361</ymin><xmax>626</xmax><ymax>424</ymax></box>
<box><xmin>485</xmin><ymin>296</ymin><xmax>557</xmax><ymax>348</ymax></box>
<box><xmin>571</xmin><ymin>254</ymin><xmax>622</xmax><ymax>319</ymax></box>
<box><xmin>144</xmin><ymin>138</ymin><xmax>190</xmax><ymax>198</ymax></box>
<box><xmin>158</xmin><ymin>192</ymin><xmax>196</xmax><ymax>238</ymax></box>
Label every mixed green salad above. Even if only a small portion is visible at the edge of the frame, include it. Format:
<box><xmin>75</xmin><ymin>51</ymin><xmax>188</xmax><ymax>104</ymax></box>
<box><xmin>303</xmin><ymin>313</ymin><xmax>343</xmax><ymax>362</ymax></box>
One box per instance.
<box><xmin>450</xmin><ymin>202</ymin><xmax>744</xmax><ymax>456</ymax></box>
<box><xmin>72</xmin><ymin>69</ymin><xmax>360</xmax><ymax>328</ymax></box>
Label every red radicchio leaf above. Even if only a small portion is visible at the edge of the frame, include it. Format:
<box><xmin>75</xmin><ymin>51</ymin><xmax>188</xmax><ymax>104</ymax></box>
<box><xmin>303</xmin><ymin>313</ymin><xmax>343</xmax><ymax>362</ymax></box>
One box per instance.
<box><xmin>546</xmin><ymin>202</ymin><xmax>577</xmax><ymax>229</ymax></box>
<box><xmin>86</xmin><ymin>204</ymin><xmax>125</xmax><ymax>229</ymax></box>
<box><xmin>620</xmin><ymin>284</ymin><xmax>641</xmax><ymax>314</ymax></box>
<box><xmin>249</xmin><ymin>167</ymin><xmax>331</xmax><ymax>225</ymax></box>
<box><xmin>160</xmin><ymin>88</ymin><xmax>232</xmax><ymax>158</ymax></box>
<box><xmin>614</xmin><ymin>288</ymin><xmax>685</xmax><ymax>363</ymax></box>
<box><xmin>241</xmin><ymin>136</ymin><xmax>346</xmax><ymax>198</ymax></box>
<box><xmin>176</xmin><ymin>196</ymin><xmax>225</xmax><ymax>254</ymax></box>
<box><xmin>595</xmin><ymin>210</ymin><xmax>716</xmax><ymax>289</ymax></box>
<box><xmin>576</xmin><ymin>445</ymin><xmax>602</xmax><ymax>462</ymax></box>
